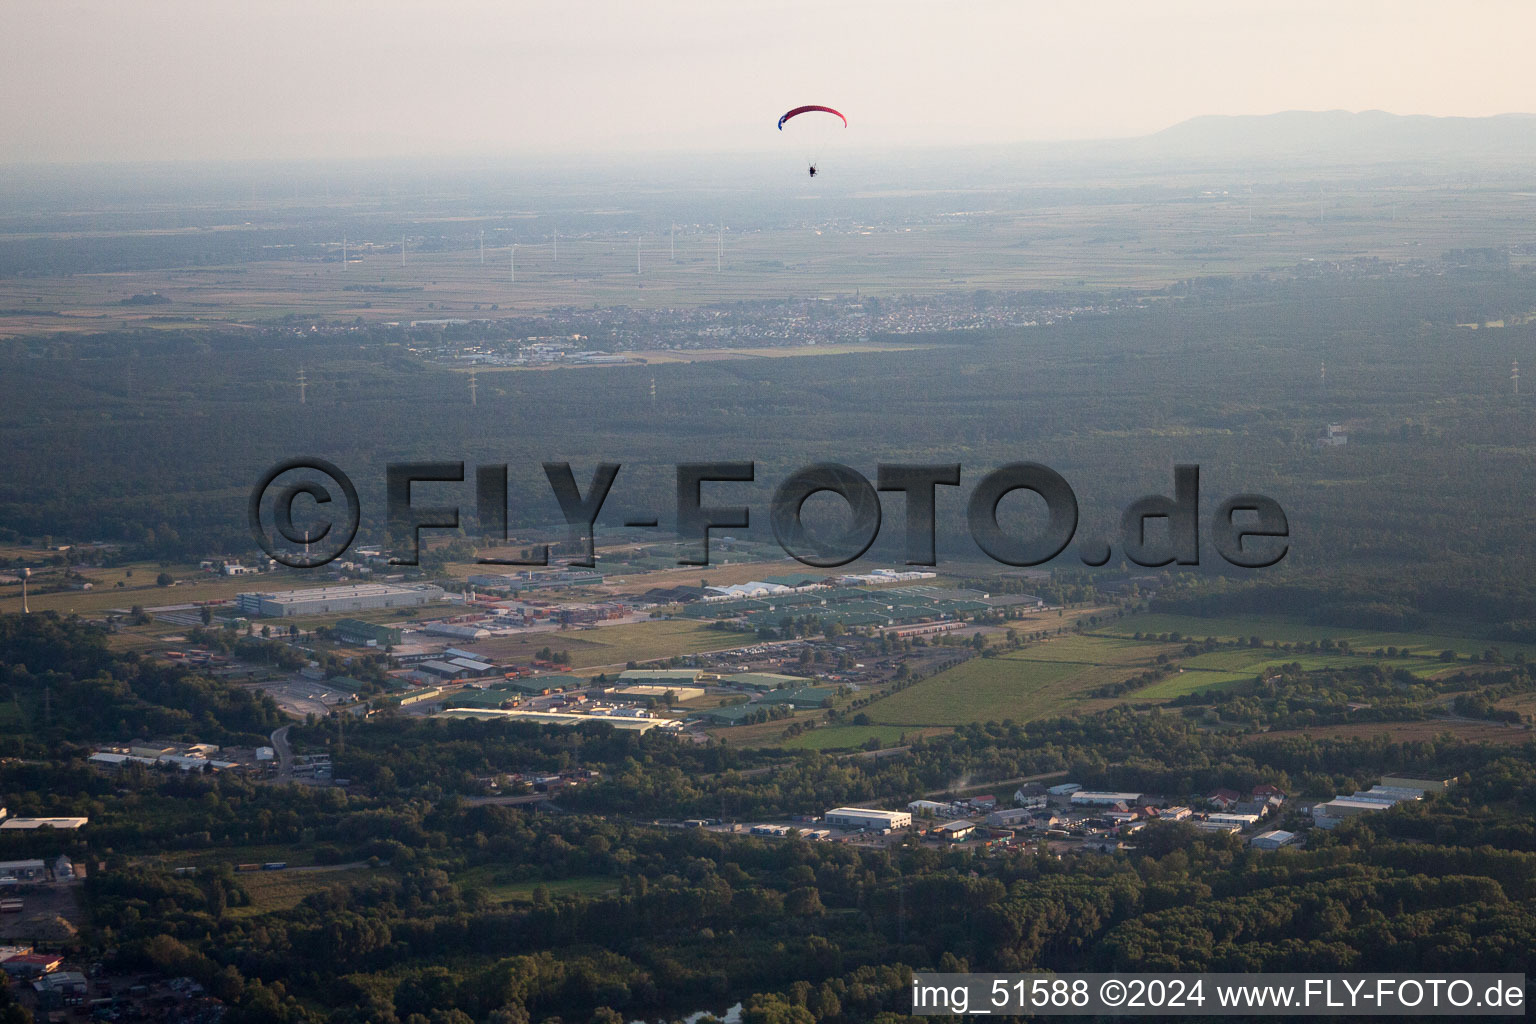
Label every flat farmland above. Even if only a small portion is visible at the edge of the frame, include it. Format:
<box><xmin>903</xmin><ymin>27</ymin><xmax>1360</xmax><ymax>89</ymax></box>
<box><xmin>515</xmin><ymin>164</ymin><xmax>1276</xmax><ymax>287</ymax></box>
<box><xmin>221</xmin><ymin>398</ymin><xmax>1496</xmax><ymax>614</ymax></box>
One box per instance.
<box><xmin>0</xmin><ymin>564</ymin><xmax>263</xmax><ymax>616</ymax></box>
<box><xmin>1129</xmin><ymin>669</ymin><xmax>1257</xmax><ymax>700</ymax></box>
<box><xmin>1102</xmin><ymin>614</ymin><xmax>1536</xmax><ymax>661</ymax></box>
<box><xmin>866</xmin><ymin>634</ymin><xmax>1175</xmax><ymax>726</ymax></box>
<box><xmin>3</xmin><ymin>179</ymin><xmax>1528</xmax><ymax>338</ymax></box>
<box><xmin>229</xmin><ymin>867</ymin><xmax>382</xmax><ymax>918</ymax></box>
<box><xmin>777</xmin><ymin>724</ymin><xmax>920</xmax><ymax>751</ymax></box>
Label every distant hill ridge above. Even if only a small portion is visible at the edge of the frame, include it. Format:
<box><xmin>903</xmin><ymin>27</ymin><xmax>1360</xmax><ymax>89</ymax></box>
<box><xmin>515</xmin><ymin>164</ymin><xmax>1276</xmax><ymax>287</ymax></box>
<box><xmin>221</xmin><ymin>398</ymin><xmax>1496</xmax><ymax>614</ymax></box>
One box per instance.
<box><xmin>1130</xmin><ymin>109</ymin><xmax>1536</xmax><ymax>164</ymax></box>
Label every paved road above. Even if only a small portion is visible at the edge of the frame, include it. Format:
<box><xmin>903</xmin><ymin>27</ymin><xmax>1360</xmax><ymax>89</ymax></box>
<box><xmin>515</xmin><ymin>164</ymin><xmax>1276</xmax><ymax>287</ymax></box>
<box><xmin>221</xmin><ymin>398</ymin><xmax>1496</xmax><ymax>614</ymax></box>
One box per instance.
<box><xmin>462</xmin><ymin>793</ymin><xmax>555</xmax><ymax>807</ymax></box>
<box><xmin>270</xmin><ymin>725</ymin><xmax>294</xmax><ymax>776</ymax></box>
<box><xmin>919</xmin><ymin>769</ymin><xmax>1070</xmax><ymax>800</ymax></box>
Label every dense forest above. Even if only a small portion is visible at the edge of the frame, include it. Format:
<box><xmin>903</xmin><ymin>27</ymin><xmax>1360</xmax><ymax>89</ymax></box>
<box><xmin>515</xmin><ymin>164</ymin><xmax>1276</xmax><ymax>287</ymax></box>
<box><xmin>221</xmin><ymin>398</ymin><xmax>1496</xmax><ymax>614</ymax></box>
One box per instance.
<box><xmin>5</xmin><ymin>265</ymin><xmax>1536</xmax><ymax>633</ymax></box>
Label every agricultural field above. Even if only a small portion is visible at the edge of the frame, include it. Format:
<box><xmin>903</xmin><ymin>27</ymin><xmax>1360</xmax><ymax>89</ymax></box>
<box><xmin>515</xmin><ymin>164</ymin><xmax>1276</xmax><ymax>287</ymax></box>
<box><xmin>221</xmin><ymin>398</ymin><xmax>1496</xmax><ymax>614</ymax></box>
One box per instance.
<box><xmin>0</xmin><ymin>562</ymin><xmax>286</xmax><ymax>616</ymax></box>
<box><xmin>865</xmin><ymin>634</ymin><xmax>1176</xmax><ymax>727</ymax></box>
<box><xmin>1102</xmin><ymin>613</ymin><xmax>1536</xmax><ymax>661</ymax></box>
<box><xmin>850</xmin><ymin>611</ymin><xmax>1527</xmax><ymax>729</ymax></box>
<box><xmin>1128</xmin><ymin>669</ymin><xmax>1258</xmax><ymax>700</ymax></box>
<box><xmin>228</xmin><ymin>866</ymin><xmax>383</xmax><ymax>918</ymax></box>
<box><xmin>776</xmin><ymin>724</ymin><xmax>917</xmax><ymax>751</ymax></box>
<box><xmin>2</xmin><ymin>175</ymin><xmax>1526</xmax><ymax>339</ymax></box>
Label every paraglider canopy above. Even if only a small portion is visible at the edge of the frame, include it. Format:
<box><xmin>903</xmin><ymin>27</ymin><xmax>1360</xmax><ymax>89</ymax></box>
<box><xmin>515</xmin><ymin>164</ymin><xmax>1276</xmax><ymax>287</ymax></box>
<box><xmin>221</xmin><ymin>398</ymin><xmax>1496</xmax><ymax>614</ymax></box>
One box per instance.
<box><xmin>777</xmin><ymin>105</ymin><xmax>847</xmax><ymax>130</ymax></box>
<box><xmin>778</xmin><ymin>106</ymin><xmax>845</xmax><ymax>178</ymax></box>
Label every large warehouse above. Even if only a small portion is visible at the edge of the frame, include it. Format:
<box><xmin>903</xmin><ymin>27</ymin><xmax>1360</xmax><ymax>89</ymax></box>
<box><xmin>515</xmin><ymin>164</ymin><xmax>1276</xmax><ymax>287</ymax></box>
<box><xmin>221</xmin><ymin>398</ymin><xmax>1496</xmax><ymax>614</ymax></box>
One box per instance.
<box><xmin>237</xmin><ymin>583</ymin><xmax>443</xmax><ymax>618</ymax></box>
<box><xmin>824</xmin><ymin>807</ymin><xmax>912</xmax><ymax>831</ymax></box>
<box><xmin>438</xmin><ymin>708</ymin><xmax>681</xmax><ymax>734</ymax></box>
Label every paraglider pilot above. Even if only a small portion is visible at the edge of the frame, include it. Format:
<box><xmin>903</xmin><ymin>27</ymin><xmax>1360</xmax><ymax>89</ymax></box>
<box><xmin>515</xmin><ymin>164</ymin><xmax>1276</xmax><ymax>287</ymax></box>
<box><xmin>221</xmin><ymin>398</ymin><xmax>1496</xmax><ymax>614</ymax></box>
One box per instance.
<box><xmin>808</xmin><ymin>164</ymin><xmax>817</xmax><ymax>178</ymax></box>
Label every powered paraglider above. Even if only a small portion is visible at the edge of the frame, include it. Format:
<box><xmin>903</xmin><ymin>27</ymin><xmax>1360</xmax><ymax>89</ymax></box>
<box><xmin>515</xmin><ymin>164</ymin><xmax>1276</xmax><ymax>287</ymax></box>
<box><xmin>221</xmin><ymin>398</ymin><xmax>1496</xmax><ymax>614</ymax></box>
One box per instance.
<box><xmin>778</xmin><ymin>105</ymin><xmax>846</xmax><ymax>178</ymax></box>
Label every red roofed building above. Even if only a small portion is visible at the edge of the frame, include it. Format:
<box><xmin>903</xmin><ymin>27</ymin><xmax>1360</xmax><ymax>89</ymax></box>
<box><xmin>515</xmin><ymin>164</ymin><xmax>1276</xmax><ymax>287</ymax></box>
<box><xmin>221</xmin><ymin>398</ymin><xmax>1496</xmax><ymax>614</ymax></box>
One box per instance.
<box><xmin>1251</xmin><ymin>783</ymin><xmax>1287</xmax><ymax>800</ymax></box>
<box><xmin>1</xmin><ymin>952</ymin><xmax>62</xmax><ymax>977</ymax></box>
<box><xmin>1208</xmin><ymin>788</ymin><xmax>1242</xmax><ymax>810</ymax></box>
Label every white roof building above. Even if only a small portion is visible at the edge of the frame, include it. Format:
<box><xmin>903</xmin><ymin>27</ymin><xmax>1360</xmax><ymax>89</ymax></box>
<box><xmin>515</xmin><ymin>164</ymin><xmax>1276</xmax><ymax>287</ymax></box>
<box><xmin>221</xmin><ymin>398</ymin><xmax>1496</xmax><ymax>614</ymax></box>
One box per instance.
<box><xmin>1070</xmin><ymin>791</ymin><xmax>1143</xmax><ymax>807</ymax></box>
<box><xmin>824</xmin><ymin>807</ymin><xmax>912</xmax><ymax>831</ymax></box>
<box><xmin>1311</xmin><ymin>798</ymin><xmax>1391</xmax><ymax>828</ymax></box>
<box><xmin>907</xmin><ymin>799</ymin><xmax>955</xmax><ymax>817</ymax></box>
<box><xmin>1250</xmin><ymin>830</ymin><xmax>1298</xmax><ymax>850</ymax></box>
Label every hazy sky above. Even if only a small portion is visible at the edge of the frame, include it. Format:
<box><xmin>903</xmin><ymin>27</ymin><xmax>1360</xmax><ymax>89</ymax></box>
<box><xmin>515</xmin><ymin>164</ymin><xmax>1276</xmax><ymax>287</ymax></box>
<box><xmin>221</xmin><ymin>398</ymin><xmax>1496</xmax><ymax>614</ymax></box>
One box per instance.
<box><xmin>3</xmin><ymin>0</ymin><xmax>1533</xmax><ymax>164</ymax></box>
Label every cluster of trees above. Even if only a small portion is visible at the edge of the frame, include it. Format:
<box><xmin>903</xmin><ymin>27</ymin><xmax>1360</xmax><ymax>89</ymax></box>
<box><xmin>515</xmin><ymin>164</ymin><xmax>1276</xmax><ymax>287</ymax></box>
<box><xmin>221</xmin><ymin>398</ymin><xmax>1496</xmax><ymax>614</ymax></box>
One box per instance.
<box><xmin>54</xmin><ymin>760</ymin><xmax>1536</xmax><ymax>1023</ymax></box>
<box><xmin>0</xmin><ymin>614</ymin><xmax>284</xmax><ymax>754</ymax></box>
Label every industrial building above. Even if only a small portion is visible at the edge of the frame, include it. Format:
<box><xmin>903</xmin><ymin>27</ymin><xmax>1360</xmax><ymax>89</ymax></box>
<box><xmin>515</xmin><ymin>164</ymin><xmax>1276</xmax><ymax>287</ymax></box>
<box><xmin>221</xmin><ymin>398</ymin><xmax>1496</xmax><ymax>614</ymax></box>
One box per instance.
<box><xmin>33</xmin><ymin>970</ymin><xmax>89</xmax><ymax>1011</ymax></box>
<box><xmin>334</xmin><ymin>619</ymin><xmax>403</xmax><ymax>646</ymax></box>
<box><xmin>908</xmin><ymin>799</ymin><xmax>956</xmax><ymax>818</ymax></box>
<box><xmin>693</xmin><ymin>704</ymin><xmax>762</xmax><ymax>726</ymax></box>
<box><xmin>618</xmin><ymin>668</ymin><xmax>703</xmax><ymax>686</ymax></box>
<box><xmin>1070</xmin><ymin>791</ymin><xmax>1143</xmax><ymax>808</ymax></box>
<box><xmin>499</xmin><ymin>676</ymin><xmax>580</xmax><ymax>695</ymax></box>
<box><xmin>0</xmin><ymin>817</ymin><xmax>87</xmax><ymax>831</ymax></box>
<box><xmin>1193</xmin><ymin>819</ymin><xmax>1243</xmax><ymax>834</ymax></box>
<box><xmin>1311</xmin><ymin>798</ymin><xmax>1391</xmax><ymax>828</ymax></box>
<box><xmin>437</xmin><ymin>707</ymin><xmax>681</xmax><ymax>734</ymax></box>
<box><xmin>1205</xmin><ymin>812</ymin><xmax>1262</xmax><ymax>828</ymax></box>
<box><xmin>1380</xmin><ymin>776</ymin><xmax>1452</xmax><ymax>793</ymax></box>
<box><xmin>986</xmin><ymin>807</ymin><xmax>1034</xmax><ymax>827</ymax></box>
<box><xmin>725</xmin><ymin>672</ymin><xmax>813</xmax><ymax>690</ymax></box>
<box><xmin>396</xmin><ymin>687</ymin><xmax>443</xmax><ymax>707</ymax></box>
<box><xmin>613</xmin><ymin>684</ymin><xmax>706</xmax><ymax>702</ymax></box>
<box><xmin>468</xmin><ymin>569</ymin><xmax>603</xmax><ymax>591</ymax></box>
<box><xmin>1250</xmin><ymin>830</ymin><xmax>1299</xmax><ymax>850</ymax></box>
<box><xmin>756</xmin><ymin>686</ymin><xmax>837</xmax><ymax>708</ymax></box>
<box><xmin>1</xmin><ymin>952</ymin><xmax>62</xmax><ymax>978</ymax></box>
<box><xmin>823</xmin><ymin>807</ymin><xmax>911</xmax><ymax>831</ymax></box>
<box><xmin>237</xmin><ymin>583</ymin><xmax>443</xmax><ymax>618</ymax></box>
<box><xmin>934</xmin><ymin>820</ymin><xmax>976</xmax><ymax>841</ymax></box>
<box><xmin>0</xmin><ymin>861</ymin><xmax>46</xmax><ymax>882</ymax></box>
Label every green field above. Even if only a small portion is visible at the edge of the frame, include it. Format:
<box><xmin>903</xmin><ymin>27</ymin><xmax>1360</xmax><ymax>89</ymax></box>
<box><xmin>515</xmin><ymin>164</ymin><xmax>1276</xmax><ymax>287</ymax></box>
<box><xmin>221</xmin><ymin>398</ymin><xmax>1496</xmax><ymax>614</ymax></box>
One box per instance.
<box><xmin>1102</xmin><ymin>613</ymin><xmax>1536</xmax><ymax>660</ymax></box>
<box><xmin>563</xmin><ymin>619</ymin><xmax>745</xmax><ymax>668</ymax></box>
<box><xmin>1175</xmin><ymin>647</ymin><xmax>1451</xmax><ymax>680</ymax></box>
<box><xmin>229</xmin><ymin>867</ymin><xmax>382</xmax><ymax>917</ymax></box>
<box><xmin>868</xmin><ymin>645</ymin><xmax>1113</xmax><ymax>727</ymax></box>
<box><xmin>776</xmin><ymin>724</ymin><xmax>916</xmax><ymax>751</ymax></box>
<box><xmin>1129</xmin><ymin>670</ymin><xmax>1258</xmax><ymax>699</ymax></box>
<box><xmin>856</xmin><ymin>614</ymin><xmax>1504</xmax><ymax>725</ymax></box>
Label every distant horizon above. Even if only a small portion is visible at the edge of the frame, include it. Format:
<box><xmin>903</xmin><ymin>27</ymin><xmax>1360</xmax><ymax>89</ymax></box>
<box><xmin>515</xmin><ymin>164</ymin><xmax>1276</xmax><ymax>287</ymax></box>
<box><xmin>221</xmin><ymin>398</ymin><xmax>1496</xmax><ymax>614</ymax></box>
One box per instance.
<box><xmin>5</xmin><ymin>0</ymin><xmax>1534</xmax><ymax>164</ymax></box>
<box><xmin>3</xmin><ymin>107</ymin><xmax>1535</xmax><ymax>173</ymax></box>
